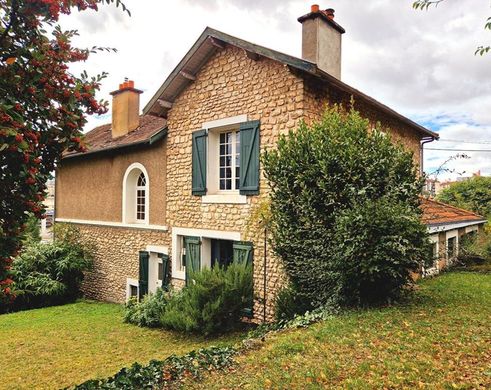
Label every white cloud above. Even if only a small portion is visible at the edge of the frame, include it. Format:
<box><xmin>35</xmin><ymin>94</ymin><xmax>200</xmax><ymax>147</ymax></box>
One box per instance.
<box><xmin>58</xmin><ymin>0</ymin><xmax>491</xmax><ymax>178</ymax></box>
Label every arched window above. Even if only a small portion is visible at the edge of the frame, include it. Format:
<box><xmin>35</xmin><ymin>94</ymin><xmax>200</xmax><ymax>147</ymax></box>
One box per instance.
<box><xmin>123</xmin><ymin>163</ymin><xmax>149</xmax><ymax>224</ymax></box>
<box><xmin>136</xmin><ymin>172</ymin><xmax>146</xmax><ymax>222</ymax></box>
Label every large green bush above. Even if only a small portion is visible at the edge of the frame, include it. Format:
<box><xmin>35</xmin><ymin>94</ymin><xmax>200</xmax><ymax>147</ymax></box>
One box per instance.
<box><xmin>161</xmin><ymin>262</ymin><xmax>253</xmax><ymax>335</ymax></box>
<box><xmin>1</xmin><ymin>225</ymin><xmax>93</xmax><ymax>312</ymax></box>
<box><xmin>124</xmin><ymin>262</ymin><xmax>253</xmax><ymax>335</ymax></box>
<box><xmin>263</xmin><ymin>105</ymin><xmax>431</xmax><ymax>312</ymax></box>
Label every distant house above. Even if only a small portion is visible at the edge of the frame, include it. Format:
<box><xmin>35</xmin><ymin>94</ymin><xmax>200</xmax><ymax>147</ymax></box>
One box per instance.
<box><xmin>420</xmin><ymin>198</ymin><xmax>487</xmax><ymax>276</ymax></box>
<box><xmin>55</xmin><ymin>6</ymin><xmax>440</xmax><ymax>321</ymax></box>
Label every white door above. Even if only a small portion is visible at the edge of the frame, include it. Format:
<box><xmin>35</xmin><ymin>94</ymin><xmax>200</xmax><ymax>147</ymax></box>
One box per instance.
<box><xmin>148</xmin><ymin>253</ymin><xmax>163</xmax><ymax>294</ymax></box>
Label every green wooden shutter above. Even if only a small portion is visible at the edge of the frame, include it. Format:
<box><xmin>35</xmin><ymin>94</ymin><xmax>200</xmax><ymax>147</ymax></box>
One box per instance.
<box><xmin>239</xmin><ymin>120</ymin><xmax>260</xmax><ymax>195</ymax></box>
<box><xmin>233</xmin><ymin>241</ymin><xmax>253</xmax><ymax>266</ymax></box>
<box><xmin>185</xmin><ymin>236</ymin><xmax>201</xmax><ymax>284</ymax></box>
<box><xmin>158</xmin><ymin>253</ymin><xmax>170</xmax><ymax>289</ymax></box>
<box><xmin>192</xmin><ymin>129</ymin><xmax>207</xmax><ymax>195</ymax></box>
<box><xmin>138</xmin><ymin>251</ymin><xmax>149</xmax><ymax>298</ymax></box>
<box><xmin>233</xmin><ymin>241</ymin><xmax>254</xmax><ymax>318</ymax></box>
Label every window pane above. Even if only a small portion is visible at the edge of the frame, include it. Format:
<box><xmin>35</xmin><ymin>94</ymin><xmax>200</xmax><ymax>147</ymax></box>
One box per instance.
<box><xmin>130</xmin><ymin>285</ymin><xmax>138</xmax><ymax>297</ymax></box>
<box><xmin>158</xmin><ymin>262</ymin><xmax>163</xmax><ymax>281</ymax></box>
<box><xmin>226</xmin><ymin>167</ymin><xmax>232</xmax><ymax>178</ymax></box>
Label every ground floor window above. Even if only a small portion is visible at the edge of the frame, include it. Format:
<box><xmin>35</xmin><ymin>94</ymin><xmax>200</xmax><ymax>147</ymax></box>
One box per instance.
<box><xmin>211</xmin><ymin>239</ymin><xmax>234</xmax><ymax>267</ymax></box>
<box><xmin>447</xmin><ymin>236</ymin><xmax>456</xmax><ymax>259</ymax></box>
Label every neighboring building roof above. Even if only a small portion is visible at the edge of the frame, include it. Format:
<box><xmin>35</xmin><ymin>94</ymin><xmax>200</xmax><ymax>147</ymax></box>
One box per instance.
<box><xmin>420</xmin><ymin>198</ymin><xmax>487</xmax><ymax>227</ymax></box>
<box><xmin>63</xmin><ymin>115</ymin><xmax>167</xmax><ymax>159</ymax></box>
<box><xmin>143</xmin><ymin>27</ymin><xmax>439</xmax><ymax>140</ymax></box>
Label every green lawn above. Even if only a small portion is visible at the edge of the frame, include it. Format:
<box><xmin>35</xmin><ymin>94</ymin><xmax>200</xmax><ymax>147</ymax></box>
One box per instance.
<box><xmin>0</xmin><ymin>301</ymin><xmax>243</xmax><ymax>390</ymax></box>
<box><xmin>191</xmin><ymin>272</ymin><xmax>491</xmax><ymax>389</ymax></box>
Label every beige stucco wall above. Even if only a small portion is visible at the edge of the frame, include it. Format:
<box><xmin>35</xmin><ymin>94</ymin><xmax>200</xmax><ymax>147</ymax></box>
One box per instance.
<box><xmin>56</xmin><ymin>140</ymin><xmax>167</xmax><ymax>226</ymax></box>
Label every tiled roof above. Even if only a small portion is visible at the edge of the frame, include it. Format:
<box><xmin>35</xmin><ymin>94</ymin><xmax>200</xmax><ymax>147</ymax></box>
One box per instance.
<box><xmin>63</xmin><ymin>115</ymin><xmax>167</xmax><ymax>159</ymax></box>
<box><xmin>420</xmin><ymin>198</ymin><xmax>486</xmax><ymax>226</ymax></box>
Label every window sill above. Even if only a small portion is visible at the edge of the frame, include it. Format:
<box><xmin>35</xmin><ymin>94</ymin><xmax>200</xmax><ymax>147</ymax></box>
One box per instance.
<box><xmin>201</xmin><ymin>194</ymin><xmax>247</xmax><ymax>204</ymax></box>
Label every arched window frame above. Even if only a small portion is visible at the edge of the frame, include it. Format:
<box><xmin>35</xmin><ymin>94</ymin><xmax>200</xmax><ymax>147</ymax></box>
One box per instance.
<box><xmin>122</xmin><ymin>163</ymin><xmax>150</xmax><ymax>225</ymax></box>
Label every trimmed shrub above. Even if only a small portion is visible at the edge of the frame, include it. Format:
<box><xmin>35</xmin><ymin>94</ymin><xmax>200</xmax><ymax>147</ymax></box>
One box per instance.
<box><xmin>263</xmin><ymin>105</ymin><xmax>430</xmax><ymax>310</ymax></box>
<box><xmin>1</xmin><ymin>225</ymin><xmax>93</xmax><ymax>313</ymax></box>
<box><xmin>160</xmin><ymin>262</ymin><xmax>253</xmax><ymax>335</ymax></box>
<box><xmin>124</xmin><ymin>288</ymin><xmax>169</xmax><ymax>328</ymax></box>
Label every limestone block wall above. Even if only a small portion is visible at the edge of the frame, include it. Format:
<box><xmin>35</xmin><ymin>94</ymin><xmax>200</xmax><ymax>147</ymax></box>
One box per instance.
<box><xmin>302</xmin><ymin>76</ymin><xmax>422</xmax><ymax>166</ymax></box>
<box><xmin>66</xmin><ymin>223</ymin><xmax>170</xmax><ymax>303</ymax></box>
<box><xmin>165</xmin><ymin>46</ymin><xmax>304</xmax><ymax>321</ymax></box>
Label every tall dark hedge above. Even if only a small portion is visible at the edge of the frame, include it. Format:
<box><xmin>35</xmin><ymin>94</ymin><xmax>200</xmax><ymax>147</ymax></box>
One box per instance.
<box><xmin>263</xmin><ymin>106</ymin><xmax>431</xmax><ymax>309</ymax></box>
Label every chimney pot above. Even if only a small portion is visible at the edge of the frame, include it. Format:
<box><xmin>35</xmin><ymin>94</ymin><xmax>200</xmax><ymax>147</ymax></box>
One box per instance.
<box><xmin>311</xmin><ymin>4</ymin><xmax>319</xmax><ymax>13</ymax></box>
<box><xmin>325</xmin><ymin>8</ymin><xmax>335</xmax><ymax>19</ymax></box>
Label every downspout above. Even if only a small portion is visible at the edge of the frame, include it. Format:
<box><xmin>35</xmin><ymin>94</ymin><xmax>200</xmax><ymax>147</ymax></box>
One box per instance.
<box><xmin>420</xmin><ymin>136</ymin><xmax>436</xmax><ymax>177</ymax></box>
<box><xmin>263</xmin><ymin>227</ymin><xmax>267</xmax><ymax>323</ymax></box>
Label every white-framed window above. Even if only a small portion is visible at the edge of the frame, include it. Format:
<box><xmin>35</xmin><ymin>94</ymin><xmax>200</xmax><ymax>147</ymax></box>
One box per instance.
<box><xmin>202</xmin><ymin>115</ymin><xmax>248</xmax><ymax>204</ymax></box>
<box><xmin>122</xmin><ymin>163</ymin><xmax>149</xmax><ymax>224</ymax></box>
<box><xmin>171</xmin><ymin>227</ymin><xmax>241</xmax><ymax>280</ymax></box>
<box><xmin>219</xmin><ymin>131</ymin><xmax>240</xmax><ymax>191</ymax></box>
<box><xmin>126</xmin><ymin>278</ymin><xmax>139</xmax><ymax>301</ymax></box>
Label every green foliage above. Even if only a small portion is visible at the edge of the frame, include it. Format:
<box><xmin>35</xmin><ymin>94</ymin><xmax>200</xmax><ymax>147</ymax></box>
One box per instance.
<box><xmin>436</xmin><ymin>176</ymin><xmax>491</xmax><ymax>218</ymax></box>
<box><xmin>263</xmin><ymin>106</ymin><xmax>429</xmax><ymax>309</ymax></box>
<box><xmin>275</xmin><ymin>285</ymin><xmax>313</xmax><ymax>322</ymax></box>
<box><xmin>123</xmin><ymin>288</ymin><xmax>169</xmax><ymax>328</ymax></box>
<box><xmin>412</xmin><ymin>0</ymin><xmax>491</xmax><ymax>55</ymax></box>
<box><xmin>71</xmin><ymin>346</ymin><xmax>237</xmax><ymax>390</ymax></box>
<box><xmin>161</xmin><ymin>262</ymin><xmax>253</xmax><ymax>335</ymax></box>
<box><xmin>0</xmin><ymin>0</ymin><xmax>131</xmax><ymax>302</ymax></box>
<box><xmin>1</xmin><ymin>225</ymin><xmax>93</xmax><ymax>312</ymax></box>
<box><xmin>330</xmin><ymin>199</ymin><xmax>431</xmax><ymax>306</ymax></box>
<box><xmin>458</xmin><ymin>230</ymin><xmax>491</xmax><ymax>265</ymax></box>
<box><xmin>21</xmin><ymin>213</ymin><xmax>41</xmax><ymax>244</ymax></box>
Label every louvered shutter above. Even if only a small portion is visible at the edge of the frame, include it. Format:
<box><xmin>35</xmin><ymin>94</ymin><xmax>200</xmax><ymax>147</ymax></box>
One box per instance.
<box><xmin>185</xmin><ymin>236</ymin><xmax>201</xmax><ymax>284</ymax></box>
<box><xmin>192</xmin><ymin>129</ymin><xmax>207</xmax><ymax>195</ymax></box>
<box><xmin>158</xmin><ymin>253</ymin><xmax>170</xmax><ymax>289</ymax></box>
<box><xmin>232</xmin><ymin>241</ymin><xmax>253</xmax><ymax>266</ymax></box>
<box><xmin>138</xmin><ymin>251</ymin><xmax>149</xmax><ymax>299</ymax></box>
<box><xmin>239</xmin><ymin>121</ymin><xmax>260</xmax><ymax>195</ymax></box>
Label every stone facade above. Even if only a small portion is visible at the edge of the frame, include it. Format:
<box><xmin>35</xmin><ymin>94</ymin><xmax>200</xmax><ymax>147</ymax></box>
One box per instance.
<box><xmin>69</xmin><ymin>223</ymin><xmax>169</xmax><ymax>303</ymax></box>
<box><xmin>57</xmin><ymin>43</ymin><xmax>428</xmax><ymax>323</ymax></box>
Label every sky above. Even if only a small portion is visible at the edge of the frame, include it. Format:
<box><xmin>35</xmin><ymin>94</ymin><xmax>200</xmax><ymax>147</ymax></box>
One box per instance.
<box><xmin>59</xmin><ymin>0</ymin><xmax>491</xmax><ymax>181</ymax></box>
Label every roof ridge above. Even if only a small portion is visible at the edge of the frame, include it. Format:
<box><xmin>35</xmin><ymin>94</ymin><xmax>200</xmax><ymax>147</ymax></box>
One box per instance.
<box><xmin>422</xmin><ymin>197</ymin><xmax>484</xmax><ymax>219</ymax></box>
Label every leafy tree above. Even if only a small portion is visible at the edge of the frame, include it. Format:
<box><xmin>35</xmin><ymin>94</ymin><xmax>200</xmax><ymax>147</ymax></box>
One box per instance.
<box><xmin>436</xmin><ymin>176</ymin><xmax>491</xmax><ymax>218</ymax></box>
<box><xmin>0</xmin><ymin>0</ymin><xmax>129</xmax><ymax>304</ymax></box>
<box><xmin>413</xmin><ymin>0</ymin><xmax>491</xmax><ymax>55</ymax></box>
<box><xmin>263</xmin><ymin>106</ymin><xmax>431</xmax><ymax>312</ymax></box>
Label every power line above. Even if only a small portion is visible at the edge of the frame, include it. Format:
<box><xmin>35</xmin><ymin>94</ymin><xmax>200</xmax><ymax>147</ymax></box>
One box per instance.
<box><xmin>425</xmin><ymin>147</ymin><xmax>491</xmax><ymax>152</ymax></box>
<box><xmin>437</xmin><ymin>139</ymin><xmax>491</xmax><ymax>144</ymax></box>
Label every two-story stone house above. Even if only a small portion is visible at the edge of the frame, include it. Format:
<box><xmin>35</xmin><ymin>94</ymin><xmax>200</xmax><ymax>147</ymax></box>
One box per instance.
<box><xmin>55</xmin><ymin>6</ymin><xmax>440</xmax><ymax>321</ymax></box>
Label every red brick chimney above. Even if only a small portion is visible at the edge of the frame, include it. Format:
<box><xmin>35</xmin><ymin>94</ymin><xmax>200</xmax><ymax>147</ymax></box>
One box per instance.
<box><xmin>109</xmin><ymin>80</ymin><xmax>143</xmax><ymax>138</ymax></box>
<box><xmin>298</xmin><ymin>5</ymin><xmax>346</xmax><ymax>79</ymax></box>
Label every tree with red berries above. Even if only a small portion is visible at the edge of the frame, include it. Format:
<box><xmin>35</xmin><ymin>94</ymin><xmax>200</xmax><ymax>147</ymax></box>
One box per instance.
<box><xmin>0</xmin><ymin>0</ymin><xmax>129</xmax><ymax>304</ymax></box>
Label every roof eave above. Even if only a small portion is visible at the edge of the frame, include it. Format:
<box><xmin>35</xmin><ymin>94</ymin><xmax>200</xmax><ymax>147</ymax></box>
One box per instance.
<box><xmin>62</xmin><ymin>127</ymin><xmax>168</xmax><ymax>160</ymax></box>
